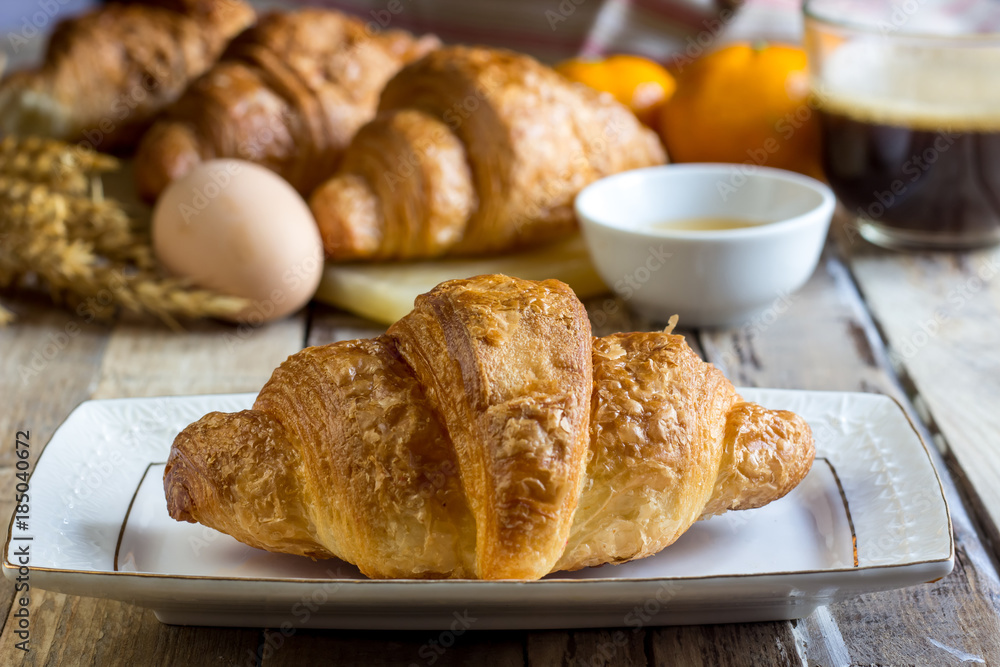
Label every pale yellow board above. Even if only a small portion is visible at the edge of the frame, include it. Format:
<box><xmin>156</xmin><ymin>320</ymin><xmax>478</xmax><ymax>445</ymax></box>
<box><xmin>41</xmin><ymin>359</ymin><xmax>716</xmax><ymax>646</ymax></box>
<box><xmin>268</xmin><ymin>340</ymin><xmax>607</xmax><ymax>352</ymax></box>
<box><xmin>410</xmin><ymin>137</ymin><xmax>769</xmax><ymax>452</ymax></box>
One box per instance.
<box><xmin>315</xmin><ymin>235</ymin><xmax>609</xmax><ymax>325</ymax></box>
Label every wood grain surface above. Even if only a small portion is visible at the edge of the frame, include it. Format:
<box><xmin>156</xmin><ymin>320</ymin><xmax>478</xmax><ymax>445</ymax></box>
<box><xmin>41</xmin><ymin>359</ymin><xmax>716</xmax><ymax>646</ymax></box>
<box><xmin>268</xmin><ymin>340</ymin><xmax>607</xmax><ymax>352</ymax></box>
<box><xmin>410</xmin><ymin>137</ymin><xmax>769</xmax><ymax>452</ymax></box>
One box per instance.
<box><xmin>0</xmin><ymin>298</ymin><xmax>306</xmax><ymax>666</ymax></box>
<box><xmin>2</xmin><ymin>234</ymin><xmax>1000</xmax><ymax>666</ymax></box>
<box><xmin>844</xmin><ymin>234</ymin><xmax>1000</xmax><ymax>561</ymax></box>
<box><xmin>698</xmin><ymin>245</ymin><xmax>1000</xmax><ymax>667</ymax></box>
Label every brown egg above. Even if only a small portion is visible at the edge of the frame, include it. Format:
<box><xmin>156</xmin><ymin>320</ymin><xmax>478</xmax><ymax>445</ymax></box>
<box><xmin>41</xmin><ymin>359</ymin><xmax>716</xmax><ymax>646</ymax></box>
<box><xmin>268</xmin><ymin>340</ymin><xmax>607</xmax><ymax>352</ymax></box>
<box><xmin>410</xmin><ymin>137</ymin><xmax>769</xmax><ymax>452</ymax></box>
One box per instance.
<box><xmin>152</xmin><ymin>159</ymin><xmax>324</xmax><ymax>323</ymax></box>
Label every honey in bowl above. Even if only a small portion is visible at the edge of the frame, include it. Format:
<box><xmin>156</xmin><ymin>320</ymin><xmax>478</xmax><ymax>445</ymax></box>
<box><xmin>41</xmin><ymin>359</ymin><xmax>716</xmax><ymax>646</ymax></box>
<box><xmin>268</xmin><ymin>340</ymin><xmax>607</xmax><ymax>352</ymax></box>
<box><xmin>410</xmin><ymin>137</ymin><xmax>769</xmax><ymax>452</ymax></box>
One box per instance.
<box><xmin>652</xmin><ymin>218</ymin><xmax>761</xmax><ymax>231</ymax></box>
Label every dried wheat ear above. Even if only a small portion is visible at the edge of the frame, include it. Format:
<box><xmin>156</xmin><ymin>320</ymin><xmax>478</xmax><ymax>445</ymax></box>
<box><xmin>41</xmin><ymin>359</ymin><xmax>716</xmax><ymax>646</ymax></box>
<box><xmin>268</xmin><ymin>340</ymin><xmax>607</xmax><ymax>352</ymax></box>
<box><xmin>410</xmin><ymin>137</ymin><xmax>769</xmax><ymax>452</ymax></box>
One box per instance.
<box><xmin>0</xmin><ymin>135</ymin><xmax>248</xmax><ymax>328</ymax></box>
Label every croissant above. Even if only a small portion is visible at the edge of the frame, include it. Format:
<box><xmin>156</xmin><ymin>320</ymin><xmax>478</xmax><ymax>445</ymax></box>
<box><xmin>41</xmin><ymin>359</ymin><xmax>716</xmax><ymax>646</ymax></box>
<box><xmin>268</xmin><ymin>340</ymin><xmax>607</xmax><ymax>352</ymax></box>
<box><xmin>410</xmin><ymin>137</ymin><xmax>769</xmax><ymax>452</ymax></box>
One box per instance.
<box><xmin>134</xmin><ymin>10</ymin><xmax>440</xmax><ymax>201</ymax></box>
<box><xmin>164</xmin><ymin>275</ymin><xmax>814</xmax><ymax>580</ymax></box>
<box><xmin>309</xmin><ymin>46</ymin><xmax>667</xmax><ymax>261</ymax></box>
<box><xmin>0</xmin><ymin>0</ymin><xmax>255</xmax><ymax>151</ymax></box>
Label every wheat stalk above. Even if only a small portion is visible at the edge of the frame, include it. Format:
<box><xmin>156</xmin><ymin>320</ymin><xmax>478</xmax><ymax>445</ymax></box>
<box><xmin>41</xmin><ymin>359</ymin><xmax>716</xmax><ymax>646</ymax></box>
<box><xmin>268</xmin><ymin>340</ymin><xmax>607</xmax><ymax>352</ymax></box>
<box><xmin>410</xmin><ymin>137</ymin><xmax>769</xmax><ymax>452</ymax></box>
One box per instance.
<box><xmin>0</xmin><ymin>135</ymin><xmax>117</xmax><ymax>194</ymax></box>
<box><xmin>0</xmin><ymin>137</ymin><xmax>249</xmax><ymax>327</ymax></box>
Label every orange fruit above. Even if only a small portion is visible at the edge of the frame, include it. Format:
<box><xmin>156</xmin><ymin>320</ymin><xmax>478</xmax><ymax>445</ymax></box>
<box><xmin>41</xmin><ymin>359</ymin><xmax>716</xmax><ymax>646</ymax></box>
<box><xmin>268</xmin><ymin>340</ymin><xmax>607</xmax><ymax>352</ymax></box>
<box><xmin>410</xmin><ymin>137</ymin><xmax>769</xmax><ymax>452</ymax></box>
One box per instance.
<box><xmin>658</xmin><ymin>42</ymin><xmax>822</xmax><ymax>178</ymax></box>
<box><xmin>556</xmin><ymin>55</ymin><xmax>676</xmax><ymax>128</ymax></box>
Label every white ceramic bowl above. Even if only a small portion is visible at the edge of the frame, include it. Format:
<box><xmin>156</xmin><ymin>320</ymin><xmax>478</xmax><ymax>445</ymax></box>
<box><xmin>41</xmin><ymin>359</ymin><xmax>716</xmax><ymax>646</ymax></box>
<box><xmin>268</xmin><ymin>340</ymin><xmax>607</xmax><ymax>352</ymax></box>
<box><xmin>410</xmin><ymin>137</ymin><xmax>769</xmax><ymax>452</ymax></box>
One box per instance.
<box><xmin>576</xmin><ymin>164</ymin><xmax>836</xmax><ymax>327</ymax></box>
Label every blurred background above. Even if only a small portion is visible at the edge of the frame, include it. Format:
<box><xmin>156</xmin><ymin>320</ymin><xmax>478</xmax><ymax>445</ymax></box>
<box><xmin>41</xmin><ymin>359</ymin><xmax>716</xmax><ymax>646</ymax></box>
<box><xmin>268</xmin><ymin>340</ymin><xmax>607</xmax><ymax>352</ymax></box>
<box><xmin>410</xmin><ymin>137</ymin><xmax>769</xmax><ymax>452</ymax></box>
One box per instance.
<box><xmin>0</xmin><ymin>0</ymin><xmax>805</xmax><ymax>68</ymax></box>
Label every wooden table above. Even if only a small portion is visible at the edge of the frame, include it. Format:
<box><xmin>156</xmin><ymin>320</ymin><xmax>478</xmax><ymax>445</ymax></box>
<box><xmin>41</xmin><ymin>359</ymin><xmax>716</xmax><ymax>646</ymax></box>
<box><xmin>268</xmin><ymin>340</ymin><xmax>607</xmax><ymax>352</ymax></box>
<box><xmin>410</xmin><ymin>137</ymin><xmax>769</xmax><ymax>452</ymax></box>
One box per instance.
<box><xmin>1</xmin><ymin>216</ymin><xmax>999</xmax><ymax>666</ymax></box>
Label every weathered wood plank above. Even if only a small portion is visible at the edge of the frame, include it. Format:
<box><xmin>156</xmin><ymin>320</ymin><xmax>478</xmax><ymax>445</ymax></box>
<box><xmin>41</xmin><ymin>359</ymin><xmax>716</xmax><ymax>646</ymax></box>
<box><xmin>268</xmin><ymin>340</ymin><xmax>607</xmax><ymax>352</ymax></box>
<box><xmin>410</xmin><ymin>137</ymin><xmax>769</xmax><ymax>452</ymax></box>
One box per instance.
<box><xmin>699</xmin><ymin>253</ymin><xmax>895</xmax><ymax>395</ymax></box>
<box><xmin>524</xmin><ymin>631</ymin><xmax>572</xmax><ymax>666</ymax></box>
<box><xmin>0</xmin><ymin>468</ymin><xmax>16</xmax><ymax>629</ymax></box>
<box><xmin>261</xmin><ymin>629</ymin><xmax>526</xmax><ymax>667</ymax></box>
<box><xmin>4</xmin><ymin>237</ymin><xmax>997</xmax><ymax>667</ymax></box>
<box><xmin>650</xmin><ymin>623</ymin><xmax>802</xmax><ymax>667</ymax></box>
<box><xmin>0</xmin><ymin>310</ymin><xmax>309</xmax><ymax>665</ymax></box>
<box><xmin>3</xmin><ymin>597</ymin><xmax>256</xmax><ymax>667</ymax></box>
<box><xmin>583</xmin><ymin>294</ymin><xmax>705</xmax><ymax>356</ymax></box>
<box><xmin>91</xmin><ymin>313</ymin><xmax>307</xmax><ymax>398</ymax></box>
<box><xmin>583</xmin><ymin>295</ymin><xmax>655</xmax><ymax>338</ymax></box>
<box><xmin>526</xmin><ymin>629</ymin><xmax>648</xmax><ymax>667</ymax></box>
<box><xmin>0</xmin><ymin>290</ymin><xmax>112</xmax><ymax>469</ymax></box>
<box><xmin>843</xmin><ymin>236</ymin><xmax>1000</xmax><ymax>561</ymax></box>
<box><xmin>0</xmin><ymin>291</ymin><xmax>112</xmax><ymax>654</ymax></box>
<box><xmin>697</xmin><ymin>248</ymin><xmax>1000</xmax><ymax>666</ymax></box>
<box><xmin>306</xmin><ymin>302</ymin><xmax>387</xmax><ymax>347</ymax></box>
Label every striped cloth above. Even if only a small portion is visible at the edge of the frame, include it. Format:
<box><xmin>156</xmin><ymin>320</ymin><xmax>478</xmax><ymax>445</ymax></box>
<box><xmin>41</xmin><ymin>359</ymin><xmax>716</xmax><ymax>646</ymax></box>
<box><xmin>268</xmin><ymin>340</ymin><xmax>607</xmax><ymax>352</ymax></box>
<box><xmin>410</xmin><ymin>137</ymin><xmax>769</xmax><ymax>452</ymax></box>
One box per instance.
<box><xmin>805</xmin><ymin>0</ymin><xmax>1000</xmax><ymax>35</ymax></box>
<box><xmin>8</xmin><ymin>1</ymin><xmax>1000</xmax><ymax>67</ymax></box>
<box><xmin>290</xmin><ymin>0</ymin><xmax>804</xmax><ymax>64</ymax></box>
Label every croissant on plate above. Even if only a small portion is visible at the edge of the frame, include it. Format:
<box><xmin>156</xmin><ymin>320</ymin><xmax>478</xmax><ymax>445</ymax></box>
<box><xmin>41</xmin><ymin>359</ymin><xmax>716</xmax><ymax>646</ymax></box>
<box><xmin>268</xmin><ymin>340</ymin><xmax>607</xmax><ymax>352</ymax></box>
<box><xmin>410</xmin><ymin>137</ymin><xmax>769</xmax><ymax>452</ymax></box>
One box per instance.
<box><xmin>310</xmin><ymin>46</ymin><xmax>667</xmax><ymax>261</ymax></box>
<box><xmin>164</xmin><ymin>274</ymin><xmax>815</xmax><ymax>580</ymax></box>
<box><xmin>134</xmin><ymin>9</ymin><xmax>439</xmax><ymax>201</ymax></box>
<box><xmin>0</xmin><ymin>0</ymin><xmax>255</xmax><ymax>151</ymax></box>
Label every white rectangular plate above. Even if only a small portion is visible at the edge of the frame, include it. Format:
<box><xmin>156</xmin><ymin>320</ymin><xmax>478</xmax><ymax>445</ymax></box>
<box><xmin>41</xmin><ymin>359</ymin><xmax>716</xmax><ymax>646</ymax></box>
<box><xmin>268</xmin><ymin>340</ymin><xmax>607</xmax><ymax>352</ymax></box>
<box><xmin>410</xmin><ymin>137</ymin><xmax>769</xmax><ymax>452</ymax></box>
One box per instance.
<box><xmin>4</xmin><ymin>389</ymin><xmax>952</xmax><ymax>630</ymax></box>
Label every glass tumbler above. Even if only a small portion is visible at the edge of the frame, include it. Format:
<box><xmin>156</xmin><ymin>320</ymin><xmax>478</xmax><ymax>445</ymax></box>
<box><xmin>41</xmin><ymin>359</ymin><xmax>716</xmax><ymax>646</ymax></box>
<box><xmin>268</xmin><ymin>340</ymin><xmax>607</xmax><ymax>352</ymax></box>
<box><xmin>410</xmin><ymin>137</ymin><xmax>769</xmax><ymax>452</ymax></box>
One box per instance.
<box><xmin>805</xmin><ymin>0</ymin><xmax>1000</xmax><ymax>250</ymax></box>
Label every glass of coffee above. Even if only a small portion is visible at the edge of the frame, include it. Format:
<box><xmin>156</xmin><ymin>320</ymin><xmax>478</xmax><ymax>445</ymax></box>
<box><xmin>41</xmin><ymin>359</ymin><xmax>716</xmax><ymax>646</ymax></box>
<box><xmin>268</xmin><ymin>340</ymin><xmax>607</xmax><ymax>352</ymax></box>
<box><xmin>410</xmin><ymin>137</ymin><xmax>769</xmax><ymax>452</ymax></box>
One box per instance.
<box><xmin>805</xmin><ymin>0</ymin><xmax>1000</xmax><ymax>250</ymax></box>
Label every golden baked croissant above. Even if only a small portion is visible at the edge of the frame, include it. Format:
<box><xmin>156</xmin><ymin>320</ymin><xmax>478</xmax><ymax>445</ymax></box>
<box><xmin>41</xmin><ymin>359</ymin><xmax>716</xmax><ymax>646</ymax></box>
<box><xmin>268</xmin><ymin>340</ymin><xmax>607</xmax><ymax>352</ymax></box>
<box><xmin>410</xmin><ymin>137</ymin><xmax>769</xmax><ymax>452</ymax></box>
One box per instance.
<box><xmin>309</xmin><ymin>46</ymin><xmax>667</xmax><ymax>261</ymax></box>
<box><xmin>0</xmin><ymin>0</ymin><xmax>254</xmax><ymax>151</ymax></box>
<box><xmin>134</xmin><ymin>9</ymin><xmax>439</xmax><ymax>201</ymax></box>
<box><xmin>165</xmin><ymin>275</ymin><xmax>814</xmax><ymax>580</ymax></box>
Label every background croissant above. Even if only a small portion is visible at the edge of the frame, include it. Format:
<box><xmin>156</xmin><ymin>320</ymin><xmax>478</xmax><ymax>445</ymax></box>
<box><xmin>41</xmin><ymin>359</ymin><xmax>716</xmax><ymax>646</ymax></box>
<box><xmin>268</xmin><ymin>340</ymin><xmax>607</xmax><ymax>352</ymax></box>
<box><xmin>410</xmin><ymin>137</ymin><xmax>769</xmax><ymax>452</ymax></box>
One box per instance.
<box><xmin>165</xmin><ymin>275</ymin><xmax>815</xmax><ymax>580</ymax></box>
<box><xmin>134</xmin><ymin>9</ymin><xmax>440</xmax><ymax>201</ymax></box>
<box><xmin>310</xmin><ymin>46</ymin><xmax>667</xmax><ymax>261</ymax></box>
<box><xmin>0</xmin><ymin>0</ymin><xmax>255</xmax><ymax>151</ymax></box>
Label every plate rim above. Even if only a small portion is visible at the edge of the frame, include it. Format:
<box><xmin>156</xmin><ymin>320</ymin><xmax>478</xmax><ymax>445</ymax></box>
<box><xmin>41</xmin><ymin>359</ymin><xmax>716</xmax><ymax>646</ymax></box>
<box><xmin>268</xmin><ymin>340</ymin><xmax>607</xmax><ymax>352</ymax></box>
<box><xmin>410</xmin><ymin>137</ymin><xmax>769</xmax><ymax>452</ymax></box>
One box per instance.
<box><xmin>3</xmin><ymin>388</ymin><xmax>955</xmax><ymax>587</ymax></box>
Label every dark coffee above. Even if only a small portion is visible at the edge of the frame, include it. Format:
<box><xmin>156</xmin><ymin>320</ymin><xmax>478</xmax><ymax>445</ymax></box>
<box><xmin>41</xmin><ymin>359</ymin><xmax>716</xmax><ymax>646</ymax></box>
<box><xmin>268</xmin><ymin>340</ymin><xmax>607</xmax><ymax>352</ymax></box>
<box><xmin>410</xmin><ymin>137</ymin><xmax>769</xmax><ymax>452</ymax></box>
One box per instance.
<box><xmin>819</xmin><ymin>104</ymin><xmax>1000</xmax><ymax>247</ymax></box>
<box><xmin>805</xmin><ymin>2</ymin><xmax>1000</xmax><ymax>249</ymax></box>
